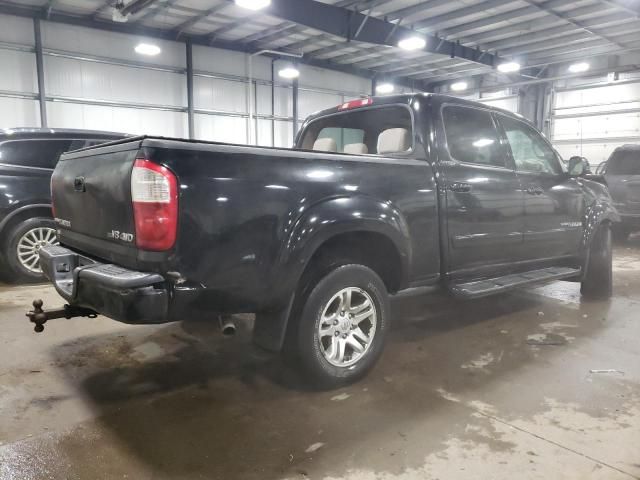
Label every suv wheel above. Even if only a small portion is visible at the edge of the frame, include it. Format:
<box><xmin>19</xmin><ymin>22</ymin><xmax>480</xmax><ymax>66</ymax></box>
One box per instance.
<box><xmin>581</xmin><ymin>223</ymin><xmax>612</xmax><ymax>299</ymax></box>
<box><xmin>4</xmin><ymin>218</ymin><xmax>58</xmax><ymax>283</ymax></box>
<box><xmin>287</xmin><ymin>264</ymin><xmax>389</xmax><ymax>387</ymax></box>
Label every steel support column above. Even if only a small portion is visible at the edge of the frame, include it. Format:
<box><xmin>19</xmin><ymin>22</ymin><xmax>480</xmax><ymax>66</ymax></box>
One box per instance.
<box><xmin>33</xmin><ymin>18</ymin><xmax>47</xmax><ymax>127</ymax></box>
<box><xmin>292</xmin><ymin>77</ymin><xmax>299</xmax><ymax>144</ymax></box>
<box><xmin>186</xmin><ymin>39</ymin><xmax>195</xmax><ymax>139</ymax></box>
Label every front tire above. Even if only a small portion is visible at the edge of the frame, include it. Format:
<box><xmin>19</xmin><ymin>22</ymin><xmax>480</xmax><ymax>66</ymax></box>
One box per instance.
<box><xmin>581</xmin><ymin>223</ymin><xmax>612</xmax><ymax>299</ymax></box>
<box><xmin>3</xmin><ymin>218</ymin><xmax>58</xmax><ymax>283</ymax></box>
<box><xmin>288</xmin><ymin>264</ymin><xmax>390</xmax><ymax>388</ymax></box>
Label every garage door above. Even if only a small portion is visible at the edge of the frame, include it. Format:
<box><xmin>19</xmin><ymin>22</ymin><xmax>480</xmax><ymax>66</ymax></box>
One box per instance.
<box><xmin>551</xmin><ymin>74</ymin><xmax>640</xmax><ymax>168</ymax></box>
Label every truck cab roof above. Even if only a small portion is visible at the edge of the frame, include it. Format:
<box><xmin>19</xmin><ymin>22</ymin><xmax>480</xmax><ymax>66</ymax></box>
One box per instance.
<box><xmin>303</xmin><ymin>93</ymin><xmax>527</xmax><ymax>125</ymax></box>
<box><xmin>0</xmin><ymin>127</ymin><xmax>127</xmax><ymax>140</ymax></box>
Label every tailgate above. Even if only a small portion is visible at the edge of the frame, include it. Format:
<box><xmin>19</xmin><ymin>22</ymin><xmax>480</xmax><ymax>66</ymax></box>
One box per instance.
<box><xmin>52</xmin><ymin>140</ymin><xmax>142</xmax><ymax>265</ymax></box>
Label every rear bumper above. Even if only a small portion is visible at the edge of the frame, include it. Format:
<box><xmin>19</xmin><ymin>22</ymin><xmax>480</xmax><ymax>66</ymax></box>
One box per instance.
<box><xmin>39</xmin><ymin>245</ymin><xmax>170</xmax><ymax>324</ymax></box>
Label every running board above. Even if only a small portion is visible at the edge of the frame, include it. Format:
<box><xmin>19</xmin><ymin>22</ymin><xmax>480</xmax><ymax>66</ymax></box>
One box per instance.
<box><xmin>450</xmin><ymin>267</ymin><xmax>581</xmax><ymax>299</ymax></box>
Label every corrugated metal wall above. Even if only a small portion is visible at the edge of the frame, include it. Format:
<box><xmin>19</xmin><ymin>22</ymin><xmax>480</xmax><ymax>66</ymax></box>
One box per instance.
<box><xmin>0</xmin><ymin>14</ymin><xmax>40</xmax><ymax>127</ymax></box>
<box><xmin>0</xmin><ymin>13</ymin><xmax>370</xmax><ymax>147</ymax></box>
<box><xmin>551</xmin><ymin>73</ymin><xmax>640</xmax><ymax>166</ymax></box>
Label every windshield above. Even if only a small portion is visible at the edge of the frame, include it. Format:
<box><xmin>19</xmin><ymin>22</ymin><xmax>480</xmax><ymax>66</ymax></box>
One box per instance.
<box><xmin>607</xmin><ymin>149</ymin><xmax>640</xmax><ymax>175</ymax></box>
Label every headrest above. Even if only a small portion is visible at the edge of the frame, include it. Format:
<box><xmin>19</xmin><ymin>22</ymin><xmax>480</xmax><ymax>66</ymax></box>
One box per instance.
<box><xmin>377</xmin><ymin>128</ymin><xmax>411</xmax><ymax>154</ymax></box>
<box><xmin>344</xmin><ymin>143</ymin><xmax>368</xmax><ymax>155</ymax></box>
<box><xmin>313</xmin><ymin>137</ymin><xmax>337</xmax><ymax>152</ymax></box>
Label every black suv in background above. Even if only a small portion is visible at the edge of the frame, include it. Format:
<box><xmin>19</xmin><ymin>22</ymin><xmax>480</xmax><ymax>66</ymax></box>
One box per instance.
<box><xmin>601</xmin><ymin>145</ymin><xmax>640</xmax><ymax>241</ymax></box>
<box><xmin>0</xmin><ymin>128</ymin><xmax>125</xmax><ymax>281</ymax></box>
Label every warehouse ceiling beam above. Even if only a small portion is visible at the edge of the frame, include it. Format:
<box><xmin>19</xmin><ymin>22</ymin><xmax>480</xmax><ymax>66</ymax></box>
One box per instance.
<box><xmin>118</xmin><ymin>0</ymin><xmax>159</xmax><ymax>17</ymax></box>
<box><xmin>133</xmin><ymin>0</ymin><xmax>179</xmax><ymax>24</ymax></box>
<box><xmin>89</xmin><ymin>0</ymin><xmax>114</xmax><ymax>20</ymax></box>
<box><xmin>172</xmin><ymin>3</ymin><xmax>228</xmax><ymax>39</ymax></box>
<box><xmin>519</xmin><ymin>0</ymin><xmax>633</xmax><ymax>51</ymax></box>
<box><xmin>0</xmin><ymin>2</ymin><xmax>425</xmax><ymax>91</ymax></box>
<box><xmin>224</xmin><ymin>0</ymin><xmax>500</xmax><ymax>68</ymax></box>
<box><xmin>439</xmin><ymin>0</ymin><xmax>585</xmax><ymax>39</ymax></box>
<box><xmin>600</xmin><ymin>0</ymin><xmax>640</xmax><ymax>17</ymax></box>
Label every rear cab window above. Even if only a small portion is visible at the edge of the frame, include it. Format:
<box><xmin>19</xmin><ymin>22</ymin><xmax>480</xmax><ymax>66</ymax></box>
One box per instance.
<box><xmin>0</xmin><ymin>139</ymin><xmax>73</xmax><ymax>169</ymax></box>
<box><xmin>300</xmin><ymin>105</ymin><xmax>413</xmax><ymax>156</ymax></box>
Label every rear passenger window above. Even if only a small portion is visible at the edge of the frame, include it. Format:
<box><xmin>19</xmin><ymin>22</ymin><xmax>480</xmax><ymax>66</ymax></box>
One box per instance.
<box><xmin>0</xmin><ymin>139</ymin><xmax>73</xmax><ymax>169</ymax></box>
<box><xmin>301</xmin><ymin>106</ymin><xmax>413</xmax><ymax>155</ymax></box>
<box><xmin>442</xmin><ymin>106</ymin><xmax>505</xmax><ymax>167</ymax></box>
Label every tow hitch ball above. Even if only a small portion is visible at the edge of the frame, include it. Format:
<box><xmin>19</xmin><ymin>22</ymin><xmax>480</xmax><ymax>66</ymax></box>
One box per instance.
<box><xmin>26</xmin><ymin>299</ymin><xmax>97</xmax><ymax>333</ymax></box>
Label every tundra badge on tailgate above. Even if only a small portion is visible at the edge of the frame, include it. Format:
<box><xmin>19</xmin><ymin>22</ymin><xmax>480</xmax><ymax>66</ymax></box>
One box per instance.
<box><xmin>107</xmin><ymin>230</ymin><xmax>134</xmax><ymax>242</ymax></box>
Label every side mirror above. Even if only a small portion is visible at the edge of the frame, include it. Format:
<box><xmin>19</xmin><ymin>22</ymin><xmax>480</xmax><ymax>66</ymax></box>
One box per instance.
<box><xmin>568</xmin><ymin>156</ymin><xmax>589</xmax><ymax>176</ymax></box>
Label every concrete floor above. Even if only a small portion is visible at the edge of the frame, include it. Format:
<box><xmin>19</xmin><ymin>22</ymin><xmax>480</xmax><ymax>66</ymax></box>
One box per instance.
<box><xmin>1</xmin><ymin>242</ymin><xmax>639</xmax><ymax>480</ymax></box>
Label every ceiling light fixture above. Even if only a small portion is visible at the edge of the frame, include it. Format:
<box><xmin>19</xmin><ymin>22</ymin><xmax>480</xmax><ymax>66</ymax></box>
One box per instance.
<box><xmin>450</xmin><ymin>81</ymin><xmax>468</xmax><ymax>91</ymax></box>
<box><xmin>134</xmin><ymin>43</ymin><xmax>161</xmax><ymax>56</ymax></box>
<box><xmin>497</xmin><ymin>61</ymin><xmax>520</xmax><ymax>73</ymax></box>
<box><xmin>568</xmin><ymin>62</ymin><xmax>589</xmax><ymax>73</ymax></box>
<box><xmin>398</xmin><ymin>35</ymin><xmax>426</xmax><ymax>51</ymax></box>
<box><xmin>235</xmin><ymin>0</ymin><xmax>271</xmax><ymax>10</ymax></box>
<box><xmin>278</xmin><ymin>66</ymin><xmax>300</xmax><ymax>79</ymax></box>
<box><xmin>376</xmin><ymin>83</ymin><xmax>395</xmax><ymax>94</ymax></box>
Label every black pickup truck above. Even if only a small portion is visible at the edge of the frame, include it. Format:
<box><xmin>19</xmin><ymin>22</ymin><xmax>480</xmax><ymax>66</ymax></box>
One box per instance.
<box><xmin>33</xmin><ymin>94</ymin><xmax>618</xmax><ymax>386</ymax></box>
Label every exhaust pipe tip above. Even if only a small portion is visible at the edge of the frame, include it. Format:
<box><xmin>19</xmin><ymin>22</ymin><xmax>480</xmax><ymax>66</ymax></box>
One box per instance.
<box><xmin>218</xmin><ymin>315</ymin><xmax>236</xmax><ymax>336</ymax></box>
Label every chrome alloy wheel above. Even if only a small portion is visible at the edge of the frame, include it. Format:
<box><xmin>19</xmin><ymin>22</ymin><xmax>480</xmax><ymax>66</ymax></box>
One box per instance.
<box><xmin>17</xmin><ymin>227</ymin><xmax>58</xmax><ymax>273</ymax></box>
<box><xmin>317</xmin><ymin>287</ymin><xmax>377</xmax><ymax>367</ymax></box>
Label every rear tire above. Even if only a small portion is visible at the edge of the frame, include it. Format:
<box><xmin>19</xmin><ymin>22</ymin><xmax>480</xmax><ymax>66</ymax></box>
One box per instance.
<box><xmin>3</xmin><ymin>218</ymin><xmax>58</xmax><ymax>283</ymax></box>
<box><xmin>286</xmin><ymin>264</ymin><xmax>390</xmax><ymax>388</ymax></box>
<box><xmin>581</xmin><ymin>223</ymin><xmax>612</xmax><ymax>299</ymax></box>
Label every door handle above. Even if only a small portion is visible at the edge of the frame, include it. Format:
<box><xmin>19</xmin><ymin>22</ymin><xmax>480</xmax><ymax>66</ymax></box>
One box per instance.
<box><xmin>526</xmin><ymin>185</ymin><xmax>543</xmax><ymax>195</ymax></box>
<box><xmin>73</xmin><ymin>176</ymin><xmax>86</xmax><ymax>192</ymax></box>
<box><xmin>449</xmin><ymin>182</ymin><xmax>472</xmax><ymax>193</ymax></box>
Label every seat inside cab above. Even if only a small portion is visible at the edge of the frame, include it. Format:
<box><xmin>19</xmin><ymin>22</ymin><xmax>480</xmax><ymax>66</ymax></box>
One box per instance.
<box><xmin>301</xmin><ymin>105</ymin><xmax>413</xmax><ymax>156</ymax></box>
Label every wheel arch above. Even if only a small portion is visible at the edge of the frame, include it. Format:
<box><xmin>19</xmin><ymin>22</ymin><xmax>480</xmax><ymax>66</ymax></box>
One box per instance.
<box><xmin>253</xmin><ymin>197</ymin><xmax>411</xmax><ymax>353</ymax></box>
<box><xmin>280</xmin><ymin>196</ymin><xmax>412</xmax><ymax>295</ymax></box>
<box><xmin>0</xmin><ymin>204</ymin><xmax>53</xmax><ymax>245</ymax></box>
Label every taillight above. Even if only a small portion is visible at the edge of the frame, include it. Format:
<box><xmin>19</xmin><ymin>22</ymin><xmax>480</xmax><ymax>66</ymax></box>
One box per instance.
<box><xmin>131</xmin><ymin>158</ymin><xmax>178</xmax><ymax>251</ymax></box>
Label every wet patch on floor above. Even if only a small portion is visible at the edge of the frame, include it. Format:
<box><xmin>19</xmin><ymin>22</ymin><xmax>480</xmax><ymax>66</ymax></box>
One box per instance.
<box><xmin>1</xmin><ymin>244</ymin><xmax>640</xmax><ymax>479</ymax></box>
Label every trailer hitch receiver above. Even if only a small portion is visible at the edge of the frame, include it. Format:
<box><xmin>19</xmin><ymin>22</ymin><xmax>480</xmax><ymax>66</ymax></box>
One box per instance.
<box><xmin>26</xmin><ymin>299</ymin><xmax>97</xmax><ymax>333</ymax></box>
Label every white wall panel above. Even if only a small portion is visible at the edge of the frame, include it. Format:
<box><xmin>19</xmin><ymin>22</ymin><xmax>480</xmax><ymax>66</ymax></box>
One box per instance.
<box><xmin>194</xmin><ymin>76</ymin><xmax>246</xmax><ymax>113</ymax></box>
<box><xmin>0</xmin><ymin>50</ymin><xmax>37</xmax><ymax>93</ymax></box>
<box><xmin>45</xmin><ymin>56</ymin><xmax>185</xmax><ymax>106</ymax></box>
<box><xmin>255</xmin><ymin>83</ymin><xmax>273</xmax><ymax>117</ymax></box>
<box><xmin>194</xmin><ymin>46</ymin><xmax>258</xmax><ymax>79</ymax></box>
<box><xmin>555</xmin><ymin>82</ymin><xmax>640</xmax><ymax>109</ymax></box>
<box><xmin>194</xmin><ymin>114</ymin><xmax>247</xmax><ymax>144</ymax></box>
<box><xmin>0</xmin><ymin>98</ymin><xmax>39</xmax><ymax>128</ymax></box>
<box><xmin>298</xmin><ymin>65</ymin><xmax>369</xmax><ymax>96</ymax></box>
<box><xmin>275</xmin><ymin>120</ymin><xmax>293</xmax><ymax>148</ymax></box>
<box><xmin>479</xmin><ymin>96</ymin><xmax>518</xmax><ymax>113</ymax></box>
<box><xmin>0</xmin><ymin>14</ymin><xmax>34</xmax><ymax>45</ymax></box>
<box><xmin>274</xmin><ymin>86</ymin><xmax>293</xmax><ymax>118</ymax></box>
<box><xmin>42</xmin><ymin>21</ymin><xmax>186</xmax><ymax>68</ymax></box>
<box><xmin>47</xmin><ymin>102</ymin><xmax>186</xmax><ymax>137</ymax></box>
<box><xmin>298</xmin><ymin>90</ymin><xmax>343</xmax><ymax>120</ymax></box>
<box><xmin>257</xmin><ymin>119</ymin><xmax>273</xmax><ymax>147</ymax></box>
<box><xmin>551</xmin><ymin>80</ymin><xmax>640</xmax><ymax>164</ymax></box>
